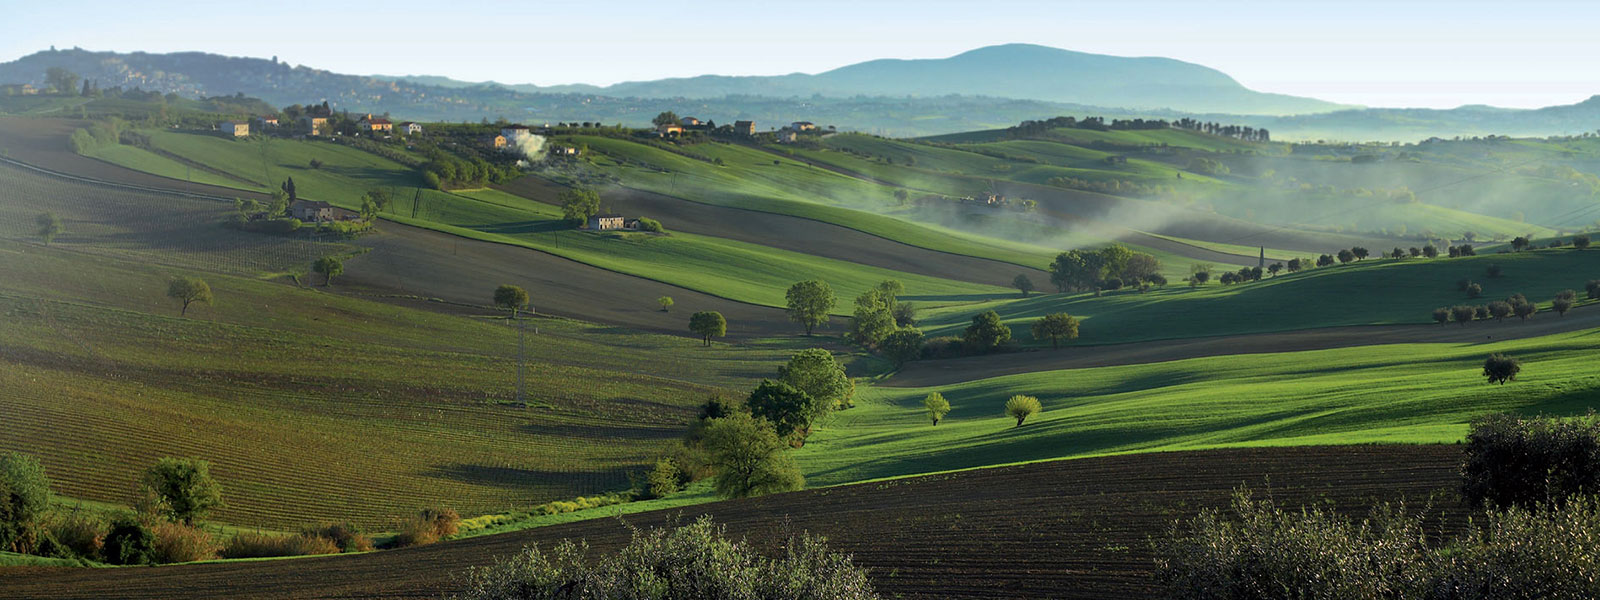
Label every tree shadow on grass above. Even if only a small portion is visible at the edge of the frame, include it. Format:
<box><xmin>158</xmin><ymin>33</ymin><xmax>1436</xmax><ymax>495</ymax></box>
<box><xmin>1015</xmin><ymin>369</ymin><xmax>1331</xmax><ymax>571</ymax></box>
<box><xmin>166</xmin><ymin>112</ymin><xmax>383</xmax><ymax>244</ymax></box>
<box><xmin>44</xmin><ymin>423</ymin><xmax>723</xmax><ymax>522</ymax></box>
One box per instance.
<box><xmin>473</xmin><ymin>220</ymin><xmax>566</xmax><ymax>235</ymax></box>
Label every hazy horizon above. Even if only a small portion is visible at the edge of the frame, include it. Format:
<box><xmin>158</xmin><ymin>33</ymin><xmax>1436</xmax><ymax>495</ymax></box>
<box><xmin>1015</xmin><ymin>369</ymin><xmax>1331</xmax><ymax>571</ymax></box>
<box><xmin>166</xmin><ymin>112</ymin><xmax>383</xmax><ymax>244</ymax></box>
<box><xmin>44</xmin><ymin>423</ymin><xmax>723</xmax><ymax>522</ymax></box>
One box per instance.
<box><xmin>5</xmin><ymin>0</ymin><xmax>1600</xmax><ymax>110</ymax></box>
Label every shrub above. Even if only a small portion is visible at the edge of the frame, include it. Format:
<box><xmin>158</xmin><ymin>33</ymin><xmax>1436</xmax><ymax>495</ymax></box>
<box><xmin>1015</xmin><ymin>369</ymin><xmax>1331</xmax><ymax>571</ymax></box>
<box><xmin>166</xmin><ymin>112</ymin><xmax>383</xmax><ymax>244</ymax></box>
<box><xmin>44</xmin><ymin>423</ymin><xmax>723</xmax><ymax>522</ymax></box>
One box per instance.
<box><xmin>1005</xmin><ymin>395</ymin><xmax>1042</xmax><ymax>427</ymax></box>
<box><xmin>46</xmin><ymin>510</ymin><xmax>105</xmax><ymax>560</ymax></box>
<box><xmin>102</xmin><ymin>518</ymin><xmax>155</xmax><ymax>565</ymax></box>
<box><xmin>919</xmin><ymin>336</ymin><xmax>966</xmax><ymax>359</ymax></box>
<box><xmin>1430</xmin><ymin>497</ymin><xmax>1600</xmax><ymax>600</ymax></box>
<box><xmin>221</xmin><ymin>531</ymin><xmax>341</xmax><ymax>558</ymax></box>
<box><xmin>303</xmin><ymin>522</ymin><xmax>373</xmax><ymax>553</ymax></box>
<box><xmin>645</xmin><ymin>457</ymin><xmax>681</xmax><ymax>499</ymax></box>
<box><xmin>421</xmin><ymin>507</ymin><xmax>462</xmax><ymax>537</ymax></box>
<box><xmin>1155</xmin><ymin>490</ymin><xmax>1434</xmax><ymax>600</ymax></box>
<box><xmin>635</xmin><ymin>217</ymin><xmax>664</xmax><ymax>232</ymax></box>
<box><xmin>1462</xmin><ymin>413</ymin><xmax>1600</xmax><ymax>508</ymax></box>
<box><xmin>1466</xmin><ymin>282</ymin><xmax>1482</xmax><ymax>298</ymax></box>
<box><xmin>393</xmin><ymin>507</ymin><xmax>461</xmax><ymax>548</ymax></box>
<box><xmin>0</xmin><ymin>451</ymin><xmax>52</xmax><ymax>553</ymax></box>
<box><xmin>1485</xmin><ymin>264</ymin><xmax>1503</xmax><ymax>278</ymax></box>
<box><xmin>149</xmin><ymin>521</ymin><xmax>219</xmax><ymax>563</ymax></box>
<box><xmin>139</xmin><ymin>457</ymin><xmax>223</xmax><ymax>525</ymax></box>
<box><xmin>454</xmin><ymin>516</ymin><xmax>880</xmax><ymax>600</ymax></box>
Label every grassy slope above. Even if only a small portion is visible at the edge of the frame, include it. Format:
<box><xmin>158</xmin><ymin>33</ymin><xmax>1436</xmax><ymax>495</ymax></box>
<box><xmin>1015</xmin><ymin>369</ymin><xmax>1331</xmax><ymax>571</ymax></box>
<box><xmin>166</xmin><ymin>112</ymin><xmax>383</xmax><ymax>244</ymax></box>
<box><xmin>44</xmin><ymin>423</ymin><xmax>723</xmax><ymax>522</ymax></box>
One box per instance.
<box><xmin>799</xmin><ymin>326</ymin><xmax>1600</xmax><ymax>488</ymax></box>
<box><xmin>574</xmin><ymin>135</ymin><xmax>1065</xmax><ymax>269</ymax></box>
<box><xmin>94</xmin><ymin>130</ymin><xmax>1007</xmax><ymax>311</ymax></box>
<box><xmin>0</xmin><ymin>239</ymin><xmax>799</xmax><ymax>528</ymax></box>
<box><xmin>913</xmin><ymin>248</ymin><xmax>1600</xmax><ymax>343</ymax></box>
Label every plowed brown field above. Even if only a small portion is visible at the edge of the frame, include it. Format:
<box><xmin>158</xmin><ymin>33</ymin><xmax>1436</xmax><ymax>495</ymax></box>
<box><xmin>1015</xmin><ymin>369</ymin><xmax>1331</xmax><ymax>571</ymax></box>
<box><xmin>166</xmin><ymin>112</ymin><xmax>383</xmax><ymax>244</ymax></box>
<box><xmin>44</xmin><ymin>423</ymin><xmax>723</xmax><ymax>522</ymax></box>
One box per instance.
<box><xmin>0</xmin><ymin>445</ymin><xmax>1463</xmax><ymax>599</ymax></box>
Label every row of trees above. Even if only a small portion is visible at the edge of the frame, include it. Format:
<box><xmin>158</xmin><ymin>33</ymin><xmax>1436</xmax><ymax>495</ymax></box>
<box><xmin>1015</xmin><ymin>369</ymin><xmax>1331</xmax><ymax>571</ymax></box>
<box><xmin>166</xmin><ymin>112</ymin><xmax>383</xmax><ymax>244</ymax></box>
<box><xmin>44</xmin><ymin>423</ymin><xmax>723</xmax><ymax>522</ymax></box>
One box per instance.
<box><xmin>1431</xmin><ymin>291</ymin><xmax>1574</xmax><ymax>326</ymax></box>
<box><xmin>1000</xmin><ymin>115</ymin><xmax>1269</xmax><ymax>142</ymax></box>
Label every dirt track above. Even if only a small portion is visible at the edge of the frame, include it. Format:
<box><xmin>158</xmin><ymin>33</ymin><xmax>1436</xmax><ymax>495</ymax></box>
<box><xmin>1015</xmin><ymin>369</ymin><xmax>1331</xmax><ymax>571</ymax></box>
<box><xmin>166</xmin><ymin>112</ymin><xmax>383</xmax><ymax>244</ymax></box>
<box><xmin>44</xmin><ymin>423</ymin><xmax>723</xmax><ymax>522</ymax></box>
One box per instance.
<box><xmin>889</xmin><ymin>304</ymin><xmax>1600</xmax><ymax>387</ymax></box>
<box><xmin>0</xmin><ymin>444</ymin><xmax>1463</xmax><ymax>600</ymax></box>
<box><xmin>497</xmin><ymin>177</ymin><xmax>1049</xmax><ymax>288</ymax></box>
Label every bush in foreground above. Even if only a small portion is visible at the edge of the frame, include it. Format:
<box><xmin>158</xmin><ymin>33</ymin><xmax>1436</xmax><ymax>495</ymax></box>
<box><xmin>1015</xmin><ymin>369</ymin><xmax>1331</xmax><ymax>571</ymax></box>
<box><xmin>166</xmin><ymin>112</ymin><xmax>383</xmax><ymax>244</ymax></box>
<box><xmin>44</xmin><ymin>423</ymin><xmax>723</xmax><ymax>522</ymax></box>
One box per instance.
<box><xmin>1462</xmin><ymin>413</ymin><xmax>1600</xmax><ymax>509</ymax></box>
<box><xmin>102</xmin><ymin>518</ymin><xmax>156</xmax><ymax>565</ymax></box>
<box><xmin>454</xmin><ymin>516</ymin><xmax>880</xmax><ymax>600</ymax></box>
<box><xmin>0</xmin><ymin>451</ymin><xmax>52</xmax><ymax>553</ymax></box>
<box><xmin>1157</xmin><ymin>490</ymin><xmax>1600</xmax><ymax>600</ymax></box>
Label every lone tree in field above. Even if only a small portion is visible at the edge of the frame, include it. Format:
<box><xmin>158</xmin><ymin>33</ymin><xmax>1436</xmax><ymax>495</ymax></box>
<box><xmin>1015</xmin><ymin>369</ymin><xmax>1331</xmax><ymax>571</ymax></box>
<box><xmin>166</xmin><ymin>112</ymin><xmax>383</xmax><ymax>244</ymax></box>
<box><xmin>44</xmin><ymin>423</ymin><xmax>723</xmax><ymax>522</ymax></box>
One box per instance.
<box><xmin>493</xmin><ymin>284</ymin><xmax>529</xmax><ymax>318</ymax></box>
<box><xmin>1432</xmin><ymin>307</ymin><xmax>1450</xmax><ymax>325</ymax></box>
<box><xmin>657</xmin><ymin>296</ymin><xmax>673</xmax><ymax>312</ymax></box>
<box><xmin>560</xmin><ymin>188</ymin><xmax>602</xmax><ymax>226</ymax></box>
<box><xmin>1466</xmin><ymin>282</ymin><xmax>1483</xmax><ymax>298</ymax></box>
<box><xmin>689</xmin><ymin>311</ymin><xmax>726</xmax><ymax>347</ymax></box>
<box><xmin>963</xmin><ymin>310</ymin><xmax>1012</xmax><ymax>354</ymax></box>
<box><xmin>1511</xmin><ymin>236</ymin><xmax>1531</xmax><ymax>252</ymax></box>
<box><xmin>1013</xmin><ymin>274</ymin><xmax>1035</xmax><ymax>298</ymax></box>
<box><xmin>139</xmin><ymin>457</ymin><xmax>223</xmax><ymax>525</ymax></box>
<box><xmin>702</xmin><ymin>412</ymin><xmax>804</xmax><ymax>499</ymax></box>
<box><xmin>313</xmin><ymin>256</ymin><xmax>343</xmax><ymax>287</ymax></box>
<box><xmin>0</xmin><ymin>452</ymin><xmax>51</xmax><ymax>553</ymax></box>
<box><xmin>1575</xmin><ymin>235</ymin><xmax>1591</xmax><ymax>250</ymax></box>
<box><xmin>35</xmin><ymin>212</ymin><xmax>63</xmax><ymax>245</ymax></box>
<box><xmin>1482</xmin><ymin>354</ymin><xmax>1521</xmax><ymax>385</ymax></box>
<box><xmin>1031</xmin><ymin>313</ymin><xmax>1081</xmax><ymax>349</ymax></box>
<box><xmin>1005</xmin><ymin>395</ymin><xmax>1042</xmax><ymax>427</ymax></box>
<box><xmin>166</xmin><ymin>276</ymin><xmax>213</xmax><ymax>317</ymax></box>
<box><xmin>785</xmin><ymin>280</ymin><xmax>835</xmax><ymax>335</ymax></box>
<box><xmin>923</xmin><ymin>392</ymin><xmax>951</xmax><ymax>426</ymax></box>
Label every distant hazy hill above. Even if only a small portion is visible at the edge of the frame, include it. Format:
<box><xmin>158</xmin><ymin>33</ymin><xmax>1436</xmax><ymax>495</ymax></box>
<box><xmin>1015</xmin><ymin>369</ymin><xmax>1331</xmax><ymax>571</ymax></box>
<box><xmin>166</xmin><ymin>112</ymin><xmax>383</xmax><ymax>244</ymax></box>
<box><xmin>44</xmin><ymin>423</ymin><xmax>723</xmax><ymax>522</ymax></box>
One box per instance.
<box><xmin>389</xmin><ymin>44</ymin><xmax>1350</xmax><ymax>116</ymax></box>
<box><xmin>5</xmin><ymin>47</ymin><xmax>1599</xmax><ymax>140</ymax></box>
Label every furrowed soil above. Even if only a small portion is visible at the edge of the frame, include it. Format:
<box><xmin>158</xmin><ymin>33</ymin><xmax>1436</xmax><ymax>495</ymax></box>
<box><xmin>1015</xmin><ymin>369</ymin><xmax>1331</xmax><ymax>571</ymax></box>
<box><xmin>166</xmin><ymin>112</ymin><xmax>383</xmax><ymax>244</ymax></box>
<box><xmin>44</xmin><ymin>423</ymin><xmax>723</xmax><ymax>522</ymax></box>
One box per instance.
<box><xmin>0</xmin><ymin>445</ymin><xmax>1463</xmax><ymax>600</ymax></box>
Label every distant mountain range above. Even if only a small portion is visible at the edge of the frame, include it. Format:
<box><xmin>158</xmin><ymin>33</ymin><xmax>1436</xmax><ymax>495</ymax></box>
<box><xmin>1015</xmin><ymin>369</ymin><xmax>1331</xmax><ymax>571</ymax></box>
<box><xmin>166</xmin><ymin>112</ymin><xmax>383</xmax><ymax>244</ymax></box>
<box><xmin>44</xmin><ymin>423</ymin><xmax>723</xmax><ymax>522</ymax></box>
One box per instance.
<box><xmin>3</xmin><ymin>46</ymin><xmax>1598</xmax><ymax>140</ymax></box>
<box><xmin>381</xmin><ymin>44</ymin><xmax>1351</xmax><ymax>116</ymax></box>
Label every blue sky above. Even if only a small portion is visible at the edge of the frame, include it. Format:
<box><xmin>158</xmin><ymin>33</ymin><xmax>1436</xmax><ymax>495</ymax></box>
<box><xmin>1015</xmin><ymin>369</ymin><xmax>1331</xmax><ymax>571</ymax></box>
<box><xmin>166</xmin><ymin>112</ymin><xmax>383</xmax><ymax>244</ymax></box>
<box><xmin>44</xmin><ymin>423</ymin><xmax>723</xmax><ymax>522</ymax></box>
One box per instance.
<box><xmin>3</xmin><ymin>0</ymin><xmax>1598</xmax><ymax>109</ymax></box>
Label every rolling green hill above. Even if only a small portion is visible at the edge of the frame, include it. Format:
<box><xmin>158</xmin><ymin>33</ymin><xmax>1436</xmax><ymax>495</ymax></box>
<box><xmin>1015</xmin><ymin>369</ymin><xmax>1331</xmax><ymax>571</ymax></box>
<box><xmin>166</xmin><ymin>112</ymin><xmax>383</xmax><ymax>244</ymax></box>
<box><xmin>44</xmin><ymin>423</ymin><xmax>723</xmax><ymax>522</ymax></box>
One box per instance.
<box><xmin>914</xmin><ymin>247</ymin><xmax>1600</xmax><ymax>344</ymax></box>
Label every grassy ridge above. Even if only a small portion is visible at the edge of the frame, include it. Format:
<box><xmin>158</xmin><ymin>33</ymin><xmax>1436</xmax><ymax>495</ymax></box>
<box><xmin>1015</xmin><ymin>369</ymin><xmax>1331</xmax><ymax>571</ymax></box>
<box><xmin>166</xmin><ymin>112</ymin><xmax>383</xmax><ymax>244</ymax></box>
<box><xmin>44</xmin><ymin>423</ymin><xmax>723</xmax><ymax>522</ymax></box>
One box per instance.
<box><xmin>800</xmin><ymin>326</ymin><xmax>1600</xmax><ymax>488</ymax></box>
<box><xmin>913</xmin><ymin>247</ymin><xmax>1600</xmax><ymax>343</ymax></box>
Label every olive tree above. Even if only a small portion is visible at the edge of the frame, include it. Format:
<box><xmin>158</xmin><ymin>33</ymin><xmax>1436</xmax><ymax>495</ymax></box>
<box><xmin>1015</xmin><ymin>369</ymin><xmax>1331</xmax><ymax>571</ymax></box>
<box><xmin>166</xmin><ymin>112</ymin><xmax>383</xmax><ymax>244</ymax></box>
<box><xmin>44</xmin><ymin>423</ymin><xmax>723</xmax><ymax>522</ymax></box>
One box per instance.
<box><xmin>1005</xmin><ymin>395</ymin><xmax>1042</xmax><ymax>427</ymax></box>
<box><xmin>1452</xmin><ymin>305</ymin><xmax>1476</xmax><ymax>325</ymax></box>
<box><xmin>1482</xmin><ymin>353</ymin><xmax>1520</xmax><ymax>385</ymax></box>
<box><xmin>923</xmin><ymin>392</ymin><xmax>951</xmax><ymax>426</ymax></box>
<box><xmin>493</xmin><ymin>284</ymin><xmax>529</xmax><ymax>318</ymax></box>
<box><xmin>1431</xmin><ymin>307</ymin><xmax>1450</xmax><ymax>325</ymax></box>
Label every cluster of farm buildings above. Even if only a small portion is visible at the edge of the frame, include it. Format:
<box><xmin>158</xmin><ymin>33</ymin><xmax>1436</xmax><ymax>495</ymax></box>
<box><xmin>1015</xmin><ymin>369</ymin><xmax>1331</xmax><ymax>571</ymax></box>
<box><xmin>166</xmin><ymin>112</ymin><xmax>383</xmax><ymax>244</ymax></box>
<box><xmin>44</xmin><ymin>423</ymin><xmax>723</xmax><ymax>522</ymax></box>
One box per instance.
<box><xmin>217</xmin><ymin>111</ymin><xmax>422</xmax><ymax>138</ymax></box>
